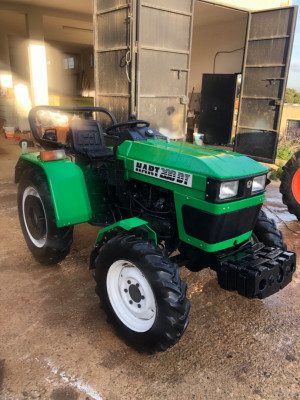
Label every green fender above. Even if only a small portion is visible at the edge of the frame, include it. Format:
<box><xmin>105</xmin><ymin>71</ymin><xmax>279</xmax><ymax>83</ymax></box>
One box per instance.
<box><xmin>15</xmin><ymin>152</ymin><xmax>92</xmax><ymax>227</ymax></box>
<box><xmin>95</xmin><ymin>217</ymin><xmax>157</xmax><ymax>245</ymax></box>
<box><xmin>89</xmin><ymin>217</ymin><xmax>158</xmax><ymax>270</ymax></box>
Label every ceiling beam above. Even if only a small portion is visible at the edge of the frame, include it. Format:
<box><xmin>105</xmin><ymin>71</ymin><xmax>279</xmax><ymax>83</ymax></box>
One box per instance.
<box><xmin>0</xmin><ymin>1</ymin><xmax>92</xmax><ymax>22</ymax></box>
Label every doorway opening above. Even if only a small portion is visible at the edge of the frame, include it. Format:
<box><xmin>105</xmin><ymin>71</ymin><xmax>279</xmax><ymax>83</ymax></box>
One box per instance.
<box><xmin>188</xmin><ymin>1</ymin><xmax>248</xmax><ymax>147</ymax></box>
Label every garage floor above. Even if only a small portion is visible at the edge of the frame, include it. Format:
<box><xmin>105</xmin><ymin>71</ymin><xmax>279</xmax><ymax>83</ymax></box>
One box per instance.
<box><xmin>0</xmin><ymin>136</ymin><xmax>299</xmax><ymax>400</ymax></box>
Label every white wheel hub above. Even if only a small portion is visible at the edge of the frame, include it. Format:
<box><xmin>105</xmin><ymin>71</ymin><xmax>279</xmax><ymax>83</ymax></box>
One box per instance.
<box><xmin>22</xmin><ymin>186</ymin><xmax>47</xmax><ymax>248</ymax></box>
<box><xmin>106</xmin><ymin>260</ymin><xmax>157</xmax><ymax>332</ymax></box>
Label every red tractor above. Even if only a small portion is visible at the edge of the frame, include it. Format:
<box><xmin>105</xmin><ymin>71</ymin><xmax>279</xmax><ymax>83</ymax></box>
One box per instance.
<box><xmin>280</xmin><ymin>150</ymin><xmax>300</xmax><ymax>220</ymax></box>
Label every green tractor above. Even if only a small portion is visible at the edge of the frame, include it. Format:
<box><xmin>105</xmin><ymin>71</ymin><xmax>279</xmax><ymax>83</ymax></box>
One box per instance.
<box><xmin>16</xmin><ymin>106</ymin><xmax>296</xmax><ymax>352</ymax></box>
<box><xmin>280</xmin><ymin>151</ymin><xmax>300</xmax><ymax>220</ymax></box>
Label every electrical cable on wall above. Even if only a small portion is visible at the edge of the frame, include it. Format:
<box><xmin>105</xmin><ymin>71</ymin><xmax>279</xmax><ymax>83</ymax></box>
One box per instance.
<box><xmin>119</xmin><ymin>14</ymin><xmax>132</xmax><ymax>83</ymax></box>
<box><xmin>119</xmin><ymin>51</ymin><xmax>132</xmax><ymax>83</ymax></box>
<box><xmin>213</xmin><ymin>47</ymin><xmax>244</xmax><ymax>74</ymax></box>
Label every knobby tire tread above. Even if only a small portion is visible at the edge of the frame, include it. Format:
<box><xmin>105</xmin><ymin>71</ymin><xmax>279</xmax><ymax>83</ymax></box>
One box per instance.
<box><xmin>280</xmin><ymin>151</ymin><xmax>300</xmax><ymax>220</ymax></box>
<box><xmin>18</xmin><ymin>167</ymin><xmax>73</xmax><ymax>264</ymax></box>
<box><xmin>94</xmin><ymin>234</ymin><xmax>190</xmax><ymax>353</ymax></box>
<box><xmin>253</xmin><ymin>210</ymin><xmax>286</xmax><ymax>250</ymax></box>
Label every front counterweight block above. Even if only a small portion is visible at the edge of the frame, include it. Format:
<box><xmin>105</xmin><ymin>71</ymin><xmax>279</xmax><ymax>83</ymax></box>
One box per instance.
<box><xmin>216</xmin><ymin>243</ymin><xmax>296</xmax><ymax>299</ymax></box>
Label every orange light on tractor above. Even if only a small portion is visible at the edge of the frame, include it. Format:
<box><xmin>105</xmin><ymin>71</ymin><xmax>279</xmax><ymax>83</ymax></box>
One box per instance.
<box><xmin>40</xmin><ymin>149</ymin><xmax>66</xmax><ymax>162</ymax></box>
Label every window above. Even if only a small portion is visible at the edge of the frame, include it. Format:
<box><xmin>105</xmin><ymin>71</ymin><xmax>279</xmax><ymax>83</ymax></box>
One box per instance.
<box><xmin>63</xmin><ymin>56</ymin><xmax>75</xmax><ymax>70</ymax></box>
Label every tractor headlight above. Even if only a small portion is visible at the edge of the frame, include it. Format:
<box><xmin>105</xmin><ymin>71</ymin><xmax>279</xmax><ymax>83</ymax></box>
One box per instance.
<box><xmin>206</xmin><ymin>173</ymin><xmax>267</xmax><ymax>203</ymax></box>
<box><xmin>252</xmin><ymin>175</ymin><xmax>267</xmax><ymax>194</ymax></box>
<box><xmin>219</xmin><ymin>180</ymin><xmax>239</xmax><ymax>200</ymax></box>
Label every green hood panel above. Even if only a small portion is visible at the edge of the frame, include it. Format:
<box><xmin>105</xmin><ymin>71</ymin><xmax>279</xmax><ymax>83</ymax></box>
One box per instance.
<box><xmin>117</xmin><ymin>140</ymin><xmax>268</xmax><ymax>183</ymax></box>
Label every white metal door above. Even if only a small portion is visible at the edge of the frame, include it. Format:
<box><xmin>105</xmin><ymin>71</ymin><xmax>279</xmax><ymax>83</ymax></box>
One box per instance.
<box><xmin>234</xmin><ymin>6</ymin><xmax>298</xmax><ymax>163</ymax></box>
<box><xmin>135</xmin><ymin>0</ymin><xmax>194</xmax><ymax>139</ymax></box>
<box><xmin>94</xmin><ymin>0</ymin><xmax>133</xmax><ymax>125</ymax></box>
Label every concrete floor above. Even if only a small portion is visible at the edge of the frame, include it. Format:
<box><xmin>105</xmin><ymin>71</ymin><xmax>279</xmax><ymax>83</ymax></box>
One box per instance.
<box><xmin>0</xmin><ymin>136</ymin><xmax>299</xmax><ymax>400</ymax></box>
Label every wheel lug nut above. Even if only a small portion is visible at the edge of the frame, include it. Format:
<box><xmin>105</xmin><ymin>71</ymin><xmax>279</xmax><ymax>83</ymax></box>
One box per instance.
<box><xmin>136</xmin><ymin>283</ymin><xmax>139</xmax><ymax>287</ymax></box>
<box><xmin>138</xmin><ymin>304</ymin><xmax>141</xmax><ymax>308</ymax></box>
<box><xmin>127</xmin><ymin>280</ymin><xmax>131</xmax><ymax>284</ymax></box>
<box><xmin>124</xmin><ymin>289</ymin><xmax>128</xmax><ymax>293</ymax></box>
<box><xmin>129</xmin><ymin>300</ymin><xmax>133</xmax><ymax>304</ymax></box>
<box><xmin>141</xmin><ymin>295</ymin><xmax>145</xmax><ymax>300</ymax></box>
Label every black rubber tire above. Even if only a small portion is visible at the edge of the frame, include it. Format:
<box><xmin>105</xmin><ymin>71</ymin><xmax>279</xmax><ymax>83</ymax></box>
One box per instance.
<box><xmin>94</xmin><ymin>234</ymin><xmax>190</xmax><ymax>353</ymax></box>
<box><xmin>252</xmin><ymin>210</ymin><xmax>286</xmax><ymax>250</ymax></box>
<box><xmin>18</xmin><ymin>139</ymin><xmax>34</xmax><ymax>148</ymax></box>
<box><xmin>280</xmin><ymin>151</ymin><xmax>300</xmax><ymax>220</ymax></box>
<box><xmin>18</xmin><ymin>139</ymin><xmax>27</xmax><ymax>148</ymax></box>
<box><xmin>17</xmin><ymin>167</ymin><xmax>73</xmax><ymax>264</ymax></box>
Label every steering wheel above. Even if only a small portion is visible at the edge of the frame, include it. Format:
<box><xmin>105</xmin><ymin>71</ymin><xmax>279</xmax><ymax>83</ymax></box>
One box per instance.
<box><xmin>106</xmin><ymin>120</ymin><xmax>150</xmax><ymax>135</ymax></box>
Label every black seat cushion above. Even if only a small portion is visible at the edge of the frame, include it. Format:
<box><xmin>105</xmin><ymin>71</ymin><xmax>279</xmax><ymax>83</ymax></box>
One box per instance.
<box><xmin>70</xmin><ymin>119</ymin><xmax>113</xmax><ymax>159</ymax></box>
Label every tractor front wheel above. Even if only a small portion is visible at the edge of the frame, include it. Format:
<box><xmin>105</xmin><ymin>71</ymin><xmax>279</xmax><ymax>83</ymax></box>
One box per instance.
<box><xmin>94</xmin><ymin>234</ymin><xmax>190</xmax><ymax>353</ymax></box>
<box><xmin>18</xmin><ymin>168</ymin><xmax>73</xmax><ymax>264</ymax></box>
<box><xmin>252</xmin><ymin>210</ymin><xmax>286</xmax><ymax>250</ymax></box>
<box><xmin>280</xmin><ymin>151</ymin><xmax>300</xmax><ymax>220</ymax></box>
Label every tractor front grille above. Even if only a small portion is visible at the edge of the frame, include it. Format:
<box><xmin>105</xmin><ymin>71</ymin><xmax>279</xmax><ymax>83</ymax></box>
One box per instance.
<box><xmin>182</xmin><ymin>204</ymin><xmax>262</xmax><ymax>244</ymax></box>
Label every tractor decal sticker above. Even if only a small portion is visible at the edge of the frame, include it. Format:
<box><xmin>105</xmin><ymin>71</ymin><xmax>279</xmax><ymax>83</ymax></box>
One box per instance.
<box><xmin>134</xmin><ymin>161</ymin><xmax>193</xmax><ymax>187</ymax></box>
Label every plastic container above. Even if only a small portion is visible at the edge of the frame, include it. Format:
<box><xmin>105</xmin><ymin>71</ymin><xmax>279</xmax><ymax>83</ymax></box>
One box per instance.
<box><xmin>193</xmin><ymin>132</ymin><xmax>204</xmax><ymax>145</ymax></box>
<box><xmin>4</xmin><ymin>127</ymin><xmax>14</xmax><ymax>139</ymax></box>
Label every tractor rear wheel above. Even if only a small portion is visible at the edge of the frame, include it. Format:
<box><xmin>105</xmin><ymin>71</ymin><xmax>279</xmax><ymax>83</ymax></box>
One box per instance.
<box><xmin>252</xmin><ymin>210</ymin><xmax>286</xmax><ymax>250</ymax></box>
<box><xmin>18</xmin><ymin>168</ymin><xmax>73</xmax><ymax>264</ymax></box>
<box><xmin>94</xmin><ymin>234</ymin><xmax>190</xmax><ymax>353</ymax></box>
<box><xmin>280</xmin><ymin>151</ymin><xmax>300</xmax><ymax>220</ymax></box>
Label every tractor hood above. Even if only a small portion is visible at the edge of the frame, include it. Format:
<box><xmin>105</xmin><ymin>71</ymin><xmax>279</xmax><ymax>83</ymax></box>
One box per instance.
<box><xmin>117</xmin><ymin>139</ymin><xmax>268</xmax><ymax>183</ymax></box>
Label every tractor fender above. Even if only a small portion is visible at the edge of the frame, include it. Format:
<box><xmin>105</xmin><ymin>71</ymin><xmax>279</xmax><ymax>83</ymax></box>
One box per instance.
<box><xmin>15</xmin><ymin>153</ymin><xmax>92</xmax><ymax>227</ymax></box>
<box><xmin>89</xmin><ymin>217</ymin><xmax>158</xmax><ymax>269</ymax></box>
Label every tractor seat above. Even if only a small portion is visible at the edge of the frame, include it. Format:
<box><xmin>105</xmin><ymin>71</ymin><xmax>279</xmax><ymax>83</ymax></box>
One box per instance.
<box><xmin>70</xmin><ymin>119</ymin><xmax>113</xmax><ymax>160</ymax></box>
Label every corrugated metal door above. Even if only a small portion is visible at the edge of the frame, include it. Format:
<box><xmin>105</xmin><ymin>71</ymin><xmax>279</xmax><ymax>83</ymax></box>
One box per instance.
<box><xmin>234</xmin><ymin>6</ymin><xmax>297</xmax><ymax>163</ymax></box>
<box><xmin>135</xmin><ymin>0</ymin><xmax>194</xmax><ymax>139</ymax></box>
<box><xmin>94</xmin><ymin>0</ymin><xmax>134</xmax><ymax>125</ymax></box>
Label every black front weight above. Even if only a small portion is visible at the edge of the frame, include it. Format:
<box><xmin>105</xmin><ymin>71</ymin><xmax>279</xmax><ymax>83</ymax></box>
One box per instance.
<box><xmin>216</xmin><ymin>242</ymin><xmax>296</xmax><ymax>299</ymax></box>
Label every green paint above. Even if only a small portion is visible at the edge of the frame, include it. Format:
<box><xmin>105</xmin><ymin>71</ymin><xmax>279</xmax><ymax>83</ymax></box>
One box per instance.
<box><xmin>115</xmin><ymin>140</ymin><xmax>268</xmax><ymax>251</ymax></box>
<box><xmin>174</xmin><ymin>191</ymin><xmax>264</xmax><ymax>252</ymax></box>
<box><xmin>17</xmin><ymin>138</ymin><xmax>268</xmax><ymax>254</ymax></box>
<box><xmin>183</xmin><ymin>231</ymin><xmax>252</xmax><ymax>253</ymax></box>
<box><xmin>17</xmin><ymin>153</ymin><xmax>92</xmax><ymax>227</ymax></box>
<box><xmin>95</xmin><ymin>217</ymin><xmax>157</xmax><ymax>245</ymax></box>
<box><xmin>117</xmin><ymin>139</ymin><xmax>268</xmax><ymax>185</ymax></box>
<box><xmin>174</xmin><ymin>191</ymin><xmax>265</xmax><ymax>216</ymax></box>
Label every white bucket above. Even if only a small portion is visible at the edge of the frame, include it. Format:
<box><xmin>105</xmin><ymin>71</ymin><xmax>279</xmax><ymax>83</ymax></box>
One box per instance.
<box><xmin>193</xmin><ymin>132</ymin><xmax>204</xmax><ymax>145</ymax></box>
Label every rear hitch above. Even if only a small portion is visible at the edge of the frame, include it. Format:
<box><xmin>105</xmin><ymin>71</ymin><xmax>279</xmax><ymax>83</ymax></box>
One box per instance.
<box><xmin>216</xmin><ymin>242</ymin><xmax>296</xmax><ymax>299</ymax></box>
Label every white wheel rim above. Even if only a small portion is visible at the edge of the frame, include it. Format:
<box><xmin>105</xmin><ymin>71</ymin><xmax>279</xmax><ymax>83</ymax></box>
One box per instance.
<box><xmin>107</xmin><ymin>260</ymin><xmax>157</xmax><ymax>332</ymax></box>
<box><xmin>22</xmin><ymin>186</ymin><xmax>47</xmax><ymax>248</ymax></box>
